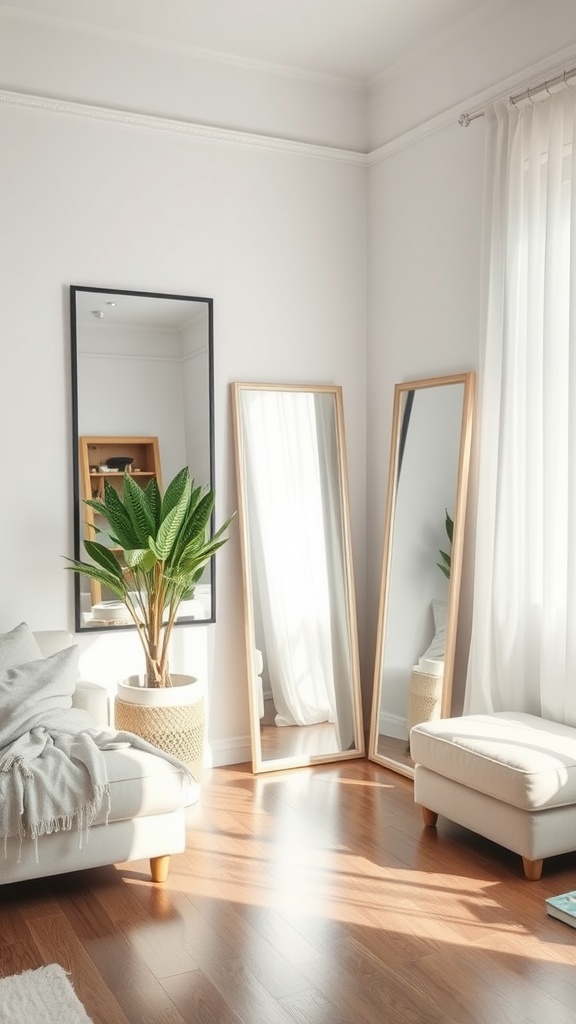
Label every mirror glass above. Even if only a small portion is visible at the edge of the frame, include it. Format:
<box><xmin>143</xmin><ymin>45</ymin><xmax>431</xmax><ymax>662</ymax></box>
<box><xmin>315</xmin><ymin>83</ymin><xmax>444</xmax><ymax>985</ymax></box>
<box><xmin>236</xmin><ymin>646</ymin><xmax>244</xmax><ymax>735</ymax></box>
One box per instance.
<box><xmin>70</xmin><ymin>285</ymin><xmax>214</xmax><ymax>632</ymax></box>
<box><xmin>368</xmin><ymin>373</ymin><xmax>475</xmax><ymax>777</ymax></box>
<box><xmin>231</xmin><ymin>383</ymin><xmax>365</xmax><ymax>773</ymax></box>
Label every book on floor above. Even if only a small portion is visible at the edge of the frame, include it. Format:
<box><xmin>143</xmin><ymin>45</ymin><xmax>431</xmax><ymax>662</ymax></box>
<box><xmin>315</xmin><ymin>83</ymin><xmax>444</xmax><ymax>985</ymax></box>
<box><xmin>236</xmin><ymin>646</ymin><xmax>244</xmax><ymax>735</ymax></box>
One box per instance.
<box><xmin>545</xmin><ymin>889</ymin><xmax>576</xmax><ymax>927</ymax></box>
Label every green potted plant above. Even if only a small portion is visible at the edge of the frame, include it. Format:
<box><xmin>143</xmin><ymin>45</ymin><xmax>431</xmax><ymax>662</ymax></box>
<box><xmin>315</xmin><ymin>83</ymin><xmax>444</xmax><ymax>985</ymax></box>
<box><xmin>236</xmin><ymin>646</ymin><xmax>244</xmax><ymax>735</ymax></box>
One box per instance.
<box><xmin>66</xmin><ymin>467</ymin><xmax>234</xmax><ymax>783</ymax></box>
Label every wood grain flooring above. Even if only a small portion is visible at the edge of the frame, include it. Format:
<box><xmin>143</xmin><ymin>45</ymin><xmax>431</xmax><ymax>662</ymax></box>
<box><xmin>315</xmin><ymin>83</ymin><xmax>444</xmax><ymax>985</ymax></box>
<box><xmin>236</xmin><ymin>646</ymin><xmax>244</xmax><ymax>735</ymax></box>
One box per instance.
<box><xmin>2</xmin><ymin>759</ymin><xmax>576</xmax><ymax>1024</ymax></box>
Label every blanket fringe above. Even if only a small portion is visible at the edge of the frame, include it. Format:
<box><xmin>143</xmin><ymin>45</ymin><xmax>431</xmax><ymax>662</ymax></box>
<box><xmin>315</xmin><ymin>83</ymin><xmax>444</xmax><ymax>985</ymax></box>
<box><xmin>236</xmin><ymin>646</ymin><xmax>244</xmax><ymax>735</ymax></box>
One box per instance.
<box><xmin>2</xmin><ymin>784</ymin><xmax>111</xmax><ymax>861</ymax></box>
<box><xmin>0</xmin><ymin>754</ymin><xmax>33</xmax><ymax>777</ymax></box>
<box><xmin>28</xmin><ymin>784</ymin><xmax>110</xmax><ymax>843</ymax></box>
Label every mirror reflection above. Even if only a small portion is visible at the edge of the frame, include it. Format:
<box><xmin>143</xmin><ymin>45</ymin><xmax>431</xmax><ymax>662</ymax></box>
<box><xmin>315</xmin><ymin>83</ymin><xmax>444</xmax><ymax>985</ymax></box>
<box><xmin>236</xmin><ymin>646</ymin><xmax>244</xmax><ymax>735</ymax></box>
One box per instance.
<box><xmin>70</xmin><ymin>286</ymin><xmax>214</xmax><ymax>632</ymax></box>
<box><xmin>231</xmin><ymin>383</ymin><xmax>364</xmax><ymax>773</ymax></box>
<box><xmin>369</xmin><ymin>373</ymin><xmax>475</xmax><ymax>777</ymax></box>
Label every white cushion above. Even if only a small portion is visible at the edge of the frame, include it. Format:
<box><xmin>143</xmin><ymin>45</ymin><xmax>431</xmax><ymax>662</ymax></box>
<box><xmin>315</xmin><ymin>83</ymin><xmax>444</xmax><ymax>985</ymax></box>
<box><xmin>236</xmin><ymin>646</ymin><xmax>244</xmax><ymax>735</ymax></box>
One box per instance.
<box><xmin>411</xmin><ymin>712</ymin><xmax>576</xmax><ymax>812</ymax></box>
<box><xmin>93</xmin><ymin>748</ymin><xmax>185</xmax><ymax>824</ymax></box>
<box><xmin>0</xmin><ymin>622</ymin><xmax>44</xmax><ymax>669</ymax></box>
<box><xmin>0</xmin><ymin>645</ymin><xmax>79</xmax><ymax>723</ymax></box>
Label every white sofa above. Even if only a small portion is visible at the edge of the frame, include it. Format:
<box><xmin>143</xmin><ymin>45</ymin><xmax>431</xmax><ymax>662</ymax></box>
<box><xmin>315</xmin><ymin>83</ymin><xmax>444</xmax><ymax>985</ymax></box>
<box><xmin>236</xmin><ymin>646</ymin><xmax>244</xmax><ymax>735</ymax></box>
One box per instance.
<box><xmin>1</xmin><ymin>630</ymin><xmax>187</xmax><ymax>885</ymax></box>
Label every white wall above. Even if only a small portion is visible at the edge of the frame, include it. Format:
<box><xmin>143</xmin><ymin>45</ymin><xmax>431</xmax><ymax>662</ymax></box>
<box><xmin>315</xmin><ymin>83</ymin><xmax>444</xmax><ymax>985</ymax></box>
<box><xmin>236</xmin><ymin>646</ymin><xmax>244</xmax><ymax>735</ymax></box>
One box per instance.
<box><xmin>367</xmin><ymin>0</ymin><xmax>576</xmax><ymax>714</ymax></box>
<box><xmin>0</xmin><ymin>66</ymin><xmax>366</xmax><ymax>765</ymax></box>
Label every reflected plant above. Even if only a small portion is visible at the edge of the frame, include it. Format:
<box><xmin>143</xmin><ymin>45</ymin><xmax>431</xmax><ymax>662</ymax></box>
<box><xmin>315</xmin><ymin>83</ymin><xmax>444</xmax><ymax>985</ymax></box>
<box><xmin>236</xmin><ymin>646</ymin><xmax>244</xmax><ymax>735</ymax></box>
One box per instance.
<box><xmin>436</xmin><ymin>509</ymin><xmax>453</xmax><ymax>580</ymax></box>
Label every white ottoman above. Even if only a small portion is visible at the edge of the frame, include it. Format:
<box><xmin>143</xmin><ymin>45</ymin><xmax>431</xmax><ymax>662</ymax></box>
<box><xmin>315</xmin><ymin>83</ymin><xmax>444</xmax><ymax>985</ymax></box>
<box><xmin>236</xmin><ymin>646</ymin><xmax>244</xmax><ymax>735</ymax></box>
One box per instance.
<box><xmin>411</xmin><ymin>712</ymin><xmax>576</xmax><ymax>880</ymax></box>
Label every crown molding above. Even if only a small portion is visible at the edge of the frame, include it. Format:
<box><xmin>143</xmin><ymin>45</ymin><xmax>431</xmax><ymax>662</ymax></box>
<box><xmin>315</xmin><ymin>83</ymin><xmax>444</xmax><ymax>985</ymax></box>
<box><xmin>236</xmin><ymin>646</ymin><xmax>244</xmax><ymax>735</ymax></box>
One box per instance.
<box><xmin>0</xmin><ymin>88</ymin><xmax>368</xmax><ymax>166</ymax></box>
<box><xmin>8</xmin><ymin>38</ymin><xmax>576</xmax><ymax>172</ymax></box>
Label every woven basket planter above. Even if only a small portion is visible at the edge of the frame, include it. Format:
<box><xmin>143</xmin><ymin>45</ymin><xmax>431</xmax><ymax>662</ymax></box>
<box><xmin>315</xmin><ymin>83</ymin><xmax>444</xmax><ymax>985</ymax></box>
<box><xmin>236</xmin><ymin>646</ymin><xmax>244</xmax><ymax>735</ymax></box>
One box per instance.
<box><xmin>407</xmin><ymin>667</ymin><xmax>443</xmax><ymax>734</ymax></box>
<box><xmin>115</xmin><ymin>674</ymin><xmax>204</xmax><ymax>785</ymax></box>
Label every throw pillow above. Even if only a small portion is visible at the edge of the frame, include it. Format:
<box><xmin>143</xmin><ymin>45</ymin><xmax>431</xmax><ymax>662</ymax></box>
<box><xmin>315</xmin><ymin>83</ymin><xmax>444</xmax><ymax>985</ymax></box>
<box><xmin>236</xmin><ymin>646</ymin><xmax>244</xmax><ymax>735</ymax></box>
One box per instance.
<box><xmin>0</xmin><ymin>622</ymin><xmax>44</xmax><ymax>672</ymax></box>
<box><xmin>0</xmin><ymin>645</ymin><xmax>80</xmax><ymax>732</ymax></box>
<box><xmin>419</xmin><ymin>599</ymin><xmax>447</xmax><ymax>661</ymax></box>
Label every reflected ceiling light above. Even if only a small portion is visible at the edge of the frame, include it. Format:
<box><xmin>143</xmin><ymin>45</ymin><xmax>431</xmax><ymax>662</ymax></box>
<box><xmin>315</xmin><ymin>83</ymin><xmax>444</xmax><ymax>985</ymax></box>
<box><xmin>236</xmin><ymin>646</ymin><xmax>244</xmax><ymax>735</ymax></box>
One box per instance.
<box><xmin>91</xmin><ymin>310</ymin><xmax>104</xmax><ymax>319</ymax></box>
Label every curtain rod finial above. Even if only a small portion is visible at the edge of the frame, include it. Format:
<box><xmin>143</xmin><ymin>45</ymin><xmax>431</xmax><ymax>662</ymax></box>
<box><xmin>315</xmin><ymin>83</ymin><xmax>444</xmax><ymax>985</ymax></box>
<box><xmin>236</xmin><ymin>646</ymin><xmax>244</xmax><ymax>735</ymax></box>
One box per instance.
<box><xmin>459</xmin><ymin>113</ymin><xmax>472</xmax><ymax>128</ymax></box>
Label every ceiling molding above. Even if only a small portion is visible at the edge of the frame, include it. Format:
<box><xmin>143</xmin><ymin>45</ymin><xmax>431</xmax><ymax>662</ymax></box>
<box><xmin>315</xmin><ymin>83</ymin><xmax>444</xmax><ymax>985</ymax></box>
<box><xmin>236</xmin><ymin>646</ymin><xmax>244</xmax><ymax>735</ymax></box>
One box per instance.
<box><xmin>0</xmin><ymin>88</ymin><xmax>368</xmax><ymax>166</ymax></box>
<box><xmin>6</xmin><ymin>37</ymin><xmax>576</xmax><ymax>173</ymax></box>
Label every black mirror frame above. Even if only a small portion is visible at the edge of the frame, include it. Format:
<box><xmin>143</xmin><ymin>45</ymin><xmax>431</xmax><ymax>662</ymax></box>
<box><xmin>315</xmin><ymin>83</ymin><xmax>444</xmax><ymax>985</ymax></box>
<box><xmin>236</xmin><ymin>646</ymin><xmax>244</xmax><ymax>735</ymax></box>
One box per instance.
<box><xmin>70</xmin><ymin>284</ymin><xmax>216</xmax><ymax>633</ymax></box>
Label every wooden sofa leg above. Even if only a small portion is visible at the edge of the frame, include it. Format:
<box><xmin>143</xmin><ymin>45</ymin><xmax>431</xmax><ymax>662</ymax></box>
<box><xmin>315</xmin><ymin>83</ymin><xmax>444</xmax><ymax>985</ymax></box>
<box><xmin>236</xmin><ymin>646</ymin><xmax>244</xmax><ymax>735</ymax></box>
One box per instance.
<box><xmin>150</xmin><ymin>855</ymin><xmax>170</xmax><ymax>883</ymax></box>
<box><xmin>421</xmin><ymin>807</ymin><xmax>439</xmax><ymax>827</ymax></box>
<box><xmin>522</xmin><ymin>857</ymin><xmax>543</xmax><ymax>881</ymax></box>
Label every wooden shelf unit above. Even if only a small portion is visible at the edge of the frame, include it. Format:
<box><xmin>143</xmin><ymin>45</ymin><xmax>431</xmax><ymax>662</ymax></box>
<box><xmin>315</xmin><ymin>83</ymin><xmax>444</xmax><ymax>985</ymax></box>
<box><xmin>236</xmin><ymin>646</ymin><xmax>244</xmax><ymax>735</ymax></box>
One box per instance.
<box><xmin>79</xmin><ymin>435</ymin><xmax>162</xmax><ymax>608</ymax></box>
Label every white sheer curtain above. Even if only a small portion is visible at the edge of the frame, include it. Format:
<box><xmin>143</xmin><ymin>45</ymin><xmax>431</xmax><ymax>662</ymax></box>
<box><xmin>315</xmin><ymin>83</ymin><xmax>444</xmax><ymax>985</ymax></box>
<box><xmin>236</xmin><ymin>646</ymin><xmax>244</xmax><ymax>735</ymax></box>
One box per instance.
<box><xmin>465</xmin><ymin>91</ymin><xmax>576</xmax><ymax>722</ymax></box>
<box><xmin>243</xmin><ymin>390</ymin><xmax>337</xmax><ymax>727</ymax></box>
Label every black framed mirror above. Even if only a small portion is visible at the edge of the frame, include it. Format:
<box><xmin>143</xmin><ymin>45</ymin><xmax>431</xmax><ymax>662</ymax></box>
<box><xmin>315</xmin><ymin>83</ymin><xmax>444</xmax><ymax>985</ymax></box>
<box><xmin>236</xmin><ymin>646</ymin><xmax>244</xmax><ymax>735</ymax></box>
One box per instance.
<box><xmin>70</xmin><ymin>285</ymin><xmax>215</xmax><ymax>632</ymax></box>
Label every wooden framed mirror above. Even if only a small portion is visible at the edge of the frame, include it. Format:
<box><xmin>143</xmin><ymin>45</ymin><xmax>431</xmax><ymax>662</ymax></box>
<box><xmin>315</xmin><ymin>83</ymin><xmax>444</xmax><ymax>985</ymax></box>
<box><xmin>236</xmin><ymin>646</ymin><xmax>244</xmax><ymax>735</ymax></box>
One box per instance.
<box><xmin>231</xmin><ymin>382</ymin><xmax>365</xmax><ymax>773</ymax></box>
<box><xmin>368</xmin><ymin>372</ymin><xmax>475</xmax><ymax>777</ymax></box>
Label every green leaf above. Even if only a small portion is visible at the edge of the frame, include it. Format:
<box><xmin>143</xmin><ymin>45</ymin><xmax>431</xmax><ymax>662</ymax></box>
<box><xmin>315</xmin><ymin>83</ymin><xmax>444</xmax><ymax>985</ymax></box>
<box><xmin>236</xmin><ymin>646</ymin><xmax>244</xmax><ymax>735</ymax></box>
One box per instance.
<box><xmin>64</xmin><ymin>558</ymin><xmax>128</xmax><ymax>601</ymax></box>
<box><xmin>161</xmin><ymin>468</ymin><xmax>191</xmax><ymax>521</ymax></box>
<box><xmin>124</xmin><ymin>547</ymin><xmax>157</xmax><ymax>572</ymax></box>
<box><xmin>155</xmin><ymin>491</ymin><xmax>191</xmax><ymax>560</ymax></box>
<box><xmin>445</xmin><ymin>510</ymin><xmax>454</xmax><ymax>544</ymax></box>
<box><xmin>211</xmin><ymin>511</ymin><xmax>236</xmax><ymax>544</ymax></box>
<box><xmin>145</xmin><ymin>477</ymin><xmax>162</xmax><ymax>532</ymax></box>
<box><xmin>172</xmin><ymin>490</ymin><xmax>214</xmax><ymax>558</ymax></box>
<box><xmin>83</xmin><ymin>541</ymin><xmax>124</xmax><ymax>579</ymax></box>
<box><xmin>174</xmin><ymin>536</ymin><xmax>228</xmax><ymax>577</ymax></box>
<box><xmin>436</xmin><ymin>562</ymin><xmax>451</xmax><ymax>580</ymax></box>
<box><xmin>97</xmin><ymin>481</ymin><xmax>142</xmax><ymax>549</ymax></box>
<box><xmin>123</xmin><ymin>472</ymin><xmax>156</xmax><ymax>544</ymax></box>
<box><xmin>84</xmin><ymin>498</ymin><xmax>109</xmax><ymax>517</ymax></box>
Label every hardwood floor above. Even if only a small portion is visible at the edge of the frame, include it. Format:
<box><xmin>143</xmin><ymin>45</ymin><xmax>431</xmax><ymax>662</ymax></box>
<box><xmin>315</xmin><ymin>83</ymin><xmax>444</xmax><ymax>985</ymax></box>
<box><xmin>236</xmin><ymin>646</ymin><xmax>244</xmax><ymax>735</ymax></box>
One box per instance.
<box><xmin>2</xmin><ymin>759</ymin><xmax>576</xmax><ymax>1023</ymax></box>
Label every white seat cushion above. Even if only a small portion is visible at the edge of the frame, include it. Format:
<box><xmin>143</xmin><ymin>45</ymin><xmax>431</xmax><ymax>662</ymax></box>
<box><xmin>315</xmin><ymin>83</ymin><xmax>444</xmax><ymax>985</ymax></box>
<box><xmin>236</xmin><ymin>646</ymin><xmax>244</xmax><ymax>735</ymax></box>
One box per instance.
<box><xmin>94</xmin><ymin>748</ymin><xmax>185</xmax><ymax>825</ymax></box>
<box><xmin>410</xmin><ymin>712</ymin><xmax>576</xmax><ymax>812</ymax></box>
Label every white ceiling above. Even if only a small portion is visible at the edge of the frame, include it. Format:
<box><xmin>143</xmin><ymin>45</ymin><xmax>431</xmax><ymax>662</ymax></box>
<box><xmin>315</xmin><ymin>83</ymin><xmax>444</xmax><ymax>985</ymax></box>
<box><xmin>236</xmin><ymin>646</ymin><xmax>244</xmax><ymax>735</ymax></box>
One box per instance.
<box><xmin>1</xmin><ymin>0</ymin><xmax>509</xmax><ymax>83</ymax></box>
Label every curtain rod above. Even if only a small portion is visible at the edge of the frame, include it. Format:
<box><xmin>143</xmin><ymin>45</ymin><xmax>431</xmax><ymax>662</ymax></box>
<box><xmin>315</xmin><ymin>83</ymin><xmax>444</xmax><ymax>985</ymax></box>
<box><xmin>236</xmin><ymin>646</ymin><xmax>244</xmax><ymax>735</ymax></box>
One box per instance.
<box><xmin>459</xmin><ymin>64</ymin><xmax>576</xmax><ymax>127</ymax></box>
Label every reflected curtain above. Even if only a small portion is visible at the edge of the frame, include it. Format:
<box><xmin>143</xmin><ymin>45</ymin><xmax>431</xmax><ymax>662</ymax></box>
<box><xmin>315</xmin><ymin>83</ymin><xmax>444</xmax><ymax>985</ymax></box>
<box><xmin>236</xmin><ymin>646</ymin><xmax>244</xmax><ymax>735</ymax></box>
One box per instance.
<box><xmin>314</xmin><ymin>394</ymin><xmax>355</xmax><ymax>749</ymax></box>
<box><xmin>242</xmin><ymin>391</ymin><xmax>337</xmax><ymax>727</ymax></box>
<box><xmin>465</xmin><ymin>91</ymin><xmax>576</xmax><ymax>721</ymax></box>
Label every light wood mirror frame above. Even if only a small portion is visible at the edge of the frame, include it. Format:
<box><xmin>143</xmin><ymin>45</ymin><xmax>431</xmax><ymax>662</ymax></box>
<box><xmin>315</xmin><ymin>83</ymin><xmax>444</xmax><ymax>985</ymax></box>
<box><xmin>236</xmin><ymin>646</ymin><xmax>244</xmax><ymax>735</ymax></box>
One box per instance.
<box><xmin>368</xmin><ymin>372</ymin><xmax>475</xmax><ymax>778</ymax></box>
<box><xmin>231</xmin><ymin>382</ymin><xmax>365</xmax><ymax>774</ymax></box>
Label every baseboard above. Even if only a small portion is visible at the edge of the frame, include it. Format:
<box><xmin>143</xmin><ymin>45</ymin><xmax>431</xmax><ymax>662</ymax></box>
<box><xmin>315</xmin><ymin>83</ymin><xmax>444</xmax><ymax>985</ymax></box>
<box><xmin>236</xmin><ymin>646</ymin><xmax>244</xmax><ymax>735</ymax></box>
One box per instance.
<box><xmin>379</xmin><ymin>711</ymin><xmax>408</xmax><ymax>741</ymax></box>
<box><xmin>207</xmin><ymin>734</ymin><xmax>252</xmax><ymax>768</ymax></box>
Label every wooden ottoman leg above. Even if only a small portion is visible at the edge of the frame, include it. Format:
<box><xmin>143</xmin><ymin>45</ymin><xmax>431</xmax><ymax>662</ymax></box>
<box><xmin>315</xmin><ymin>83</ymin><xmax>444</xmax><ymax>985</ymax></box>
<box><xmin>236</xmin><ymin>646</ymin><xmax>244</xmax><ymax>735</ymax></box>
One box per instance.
<box><xmin>150</xmin><ymin>855</ymin><xmax>170</xmax><ymax>883</ymax></box>
<box><xmin>421</xmin><ymin>807</ymin><xmax>439</xmax><ymax>828</ymax></box>
<box><xmin>522</xmin><ymin>857</ymin><xmax>543</xmax><ymax>881</ymax></box>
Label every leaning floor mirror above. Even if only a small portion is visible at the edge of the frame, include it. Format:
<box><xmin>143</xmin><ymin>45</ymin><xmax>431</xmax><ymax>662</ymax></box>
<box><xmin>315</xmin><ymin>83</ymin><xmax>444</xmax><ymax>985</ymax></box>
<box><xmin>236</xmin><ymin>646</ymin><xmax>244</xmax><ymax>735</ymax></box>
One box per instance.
<box><xmin>368</xmin><ymin>372</ymin><xmax>475</xmax><ymax>778</ymax></box>
<box><xmin>231</xmin><ymin>383</ymin><xmax>365</xmax><ymax>773</ymax></box>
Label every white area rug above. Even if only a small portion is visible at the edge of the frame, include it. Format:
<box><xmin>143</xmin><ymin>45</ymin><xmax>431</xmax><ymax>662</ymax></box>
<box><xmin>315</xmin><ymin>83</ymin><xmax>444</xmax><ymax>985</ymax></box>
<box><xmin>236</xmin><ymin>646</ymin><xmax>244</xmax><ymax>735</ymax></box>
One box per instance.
<box><xmin>0</xmin><ymin>964</ymin><xmax>93</xmax><ymax>1024</ymax></box>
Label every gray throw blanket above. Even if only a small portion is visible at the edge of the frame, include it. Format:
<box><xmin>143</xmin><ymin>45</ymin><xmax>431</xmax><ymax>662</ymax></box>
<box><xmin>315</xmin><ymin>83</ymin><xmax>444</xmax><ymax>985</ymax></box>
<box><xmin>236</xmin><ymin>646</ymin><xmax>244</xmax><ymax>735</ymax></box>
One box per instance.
<box><xmin>0</xmin><ymin>697</ymin><xmax>190</xmax><ymax>854</ymax></box>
